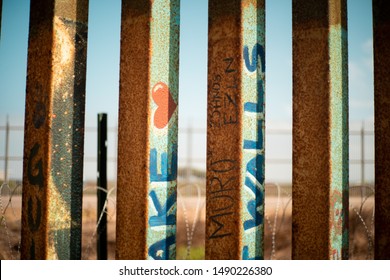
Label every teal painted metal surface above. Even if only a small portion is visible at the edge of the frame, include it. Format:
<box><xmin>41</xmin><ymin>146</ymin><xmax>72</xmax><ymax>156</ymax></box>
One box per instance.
<box><xmin>329</xmin><ymin>17</ymin><xmax>349</xmax><ymax>260</ymax></box>
<box><xmin>147</xmin><ymin>0</ymin><xmax>180</xmax><ymax>260</ymax></box>
<box><xmin>240</xmin><ymin>0</ymin><xmax>265</xmax><ymax>260</ymax></box>
<box><xmin>116</xmin><ymin>0</ymin><xmax>179</xmax><ymax>260</ymax></box>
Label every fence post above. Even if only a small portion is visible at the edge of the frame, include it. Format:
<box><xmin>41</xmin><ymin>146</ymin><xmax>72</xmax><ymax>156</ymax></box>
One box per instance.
<box><xmin>97</xmin><ymin>113</ymin><xmax>107</xmax><ymax>260</ymax></box>
<box><xmin>292</xmin><ymin>0</ymin><xmax>349</xmax><ymax>260</ymax></box>
<box><xmin>206</xmin><ymin>0</ymin><xmax>265</xmax><ymax>259</ymax></box>
<box><xmin>116</xmin><ymin>0</ymin><xmax>180</xmax><ymax>260</ymax></box>
<box><xmin>186</xmin><ymin>124</ymin><xmax>192</xmax><ymax>182</ymax></box>
<box><xmin>21</xmin><ymin>0</ymin><xmax>88</xmax><ymax>259</ymax></box>
<box><xmin>4</xmin><ymin>116</ymin><xmax>9</xmax><ymax>183</ymax></box>
<box><xmin>373</xmin><ymin>0</ymin><xmax>390</xmax><ymax>260</ymax></box>
<box><xmin>360</xmin><ymin>122</ymin><xmax>365</xmax><ymax>187</ymax></box>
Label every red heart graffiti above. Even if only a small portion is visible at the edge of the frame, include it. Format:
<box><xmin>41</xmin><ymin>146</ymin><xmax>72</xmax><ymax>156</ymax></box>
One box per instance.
<box><xmin>152</xmin><ymin>82</ymin><xmax>177</xmax><ymax>129</ymax></box>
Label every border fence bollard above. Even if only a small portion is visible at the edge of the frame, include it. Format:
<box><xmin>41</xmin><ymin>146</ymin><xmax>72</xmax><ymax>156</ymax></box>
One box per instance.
<box><xmin>292</xmin><ymin>0</ymin><xmax>349</xmax><ymax>260</ymax></box>
<box><xmin>373</xmin><ymin>0</ymin><xmax>390</xmax><ymax>260</ymax></box>
<box><xmin>206</xmin><ymin>0</ymin><xmax>265</xmax><ymax>260</ymax></box>
<box><xmin>116</xmin><ymin>0</ymin><xmax>180</xmax><ymax>260</ymax></box>
<box><xmin>21</xmin><ymin>0</ymin><xmax>89</xmax><ymax>259</ymax></box>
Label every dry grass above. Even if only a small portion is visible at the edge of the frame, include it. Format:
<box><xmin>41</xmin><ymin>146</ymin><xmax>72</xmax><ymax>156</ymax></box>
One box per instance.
<box><xmin>0</xmin><ymin>182</ymin><xmax>375</xmax><ymax>260</ymax></box>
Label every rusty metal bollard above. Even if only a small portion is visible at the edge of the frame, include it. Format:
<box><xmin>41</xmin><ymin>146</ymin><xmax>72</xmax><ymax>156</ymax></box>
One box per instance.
<box><xmin>373</xmin><ymin>0</ymin><xmax>390</xmax><ymax>260</ymax></box>
<box><xmin>292</xmin><ymin>0</ymin><xmax>349</xmax><ymax>260</ymax></box>
<box><xmin>206</xmin><ymin>0</ymin><xmax>265</xmax><ymax>260</ymax></box>
<box><xmin>21</xmin><ymin>0</ymin><xmax>89</xmax><ymax>259</ymax></box>
<box><xmin>116</xmin><ymin>0</ymin><xmax>180</xmax><ymax>260</ymax></box>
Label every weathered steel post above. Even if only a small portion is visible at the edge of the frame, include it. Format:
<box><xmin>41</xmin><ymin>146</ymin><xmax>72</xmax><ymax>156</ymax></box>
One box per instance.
<box><xmin>373</xmin><ymin>0</ymin><xmax>390</xmax><ymax>260</ymax></box>
<box><xmin>116</xmin><ymin>0</ymin><xmax>180</xmax><ymax>260</ymax></box>
<box><xmin>97</xmin><ymin>113</ymin><xmax>108</xmax><ymax>260</ymax></box>
<box><xmin>206</xmin><ymin>0</ymin><xmax>265</xmax><ymax>260</ymax></box>
<box><xmin>292</xmin><ymin>0</ymin><xmax>349</xmax><ymax>259</ymax></box>
<box><xmin>21</xmin><ymin>0</ymin><xmax>88</xmax><ymax>259</ymax></box>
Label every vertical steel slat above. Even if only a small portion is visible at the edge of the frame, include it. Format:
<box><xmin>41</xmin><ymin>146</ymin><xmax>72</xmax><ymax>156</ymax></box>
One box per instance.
<box><xmin>116</xmin><ymin>0</ymin><xmax>180</xmax><ymax>260</ymax></box>
<box><xmin>373</xmin><ymin>0</ymin><xmax>390</xmax><ymax>260</ymax></box>
<box><xmin>206</xmin><ymin>0</ymin><xmax>265</xmax><ymax>260</ymax></box>
<box><xmin>292</xmin><ymin>0</ymin><xmax>349</xmax><ymax>260</ymax></box>
<box><xmin>97</xmin><ymin>113</ymin><xmax>108</xmax><ymax>260</ymax></box>
<box><xmin>21</xmin><ymin>0</ymin><xmax>89</xmax><ymax>259</ymax></box>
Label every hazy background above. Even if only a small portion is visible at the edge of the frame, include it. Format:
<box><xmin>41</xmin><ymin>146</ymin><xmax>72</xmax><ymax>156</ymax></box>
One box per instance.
<box><xmin>0</xmin><ymin>0</ymin><xmax>374</xmax><ymax>185</ymax></box>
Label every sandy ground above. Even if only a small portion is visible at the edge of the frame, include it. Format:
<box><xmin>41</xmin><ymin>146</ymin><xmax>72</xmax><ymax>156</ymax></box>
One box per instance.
<box><xmin>0</xmin><ymin>187</ymin><xmax>374</xmax><ymax>260</ymax></box>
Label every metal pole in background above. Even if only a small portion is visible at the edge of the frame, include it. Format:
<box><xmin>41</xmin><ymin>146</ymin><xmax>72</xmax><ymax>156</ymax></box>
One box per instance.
<box><xmin>373</xmin><ymin>0</ymin><xmax>390</xmax><ymax>260</ymax></box>
<box><xmin>292</xmin><ymin>0</ymin><xmax>349</xmax><ymax>259</ymax></box>
<box><xmin>360</xmin><ymin>122</ymin><xmax>365</xmax><ymax>187</ymax></box>
<box><xmin>206</xmin><ymin>0</ymin><xmax>265</xmax><ymax>260</ymax></box>
<box><xmin>97</xmin><ymin>113</ymin><xmax>107</xmax><ymax>260</ymax></box>
<box><xmin>186</xmin><ymin>123</ymin><xmax>192</xmax><ymax>182</ymax></box>
<box><xmin>21</xmin><ymin>0</ymin><xmax>89</xmax><ymax>259</ymax></box>
<box><xmin>360</xmin><ymin>122</ymin><xmax>365</xmax><ymax>206</ymax></box>
<box><xmin>116</xmin><ymin>0</ymin><xmax>180</xmax><ymax>260</ymax></box>
<box><xmin>4</xmin><ymin>115</ymin><xmax>9</xmax><ymax>183</ymax></box>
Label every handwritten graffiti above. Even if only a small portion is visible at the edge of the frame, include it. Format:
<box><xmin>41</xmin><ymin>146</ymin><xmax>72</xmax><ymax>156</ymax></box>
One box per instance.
<box><xmin>242</xmin><ymin>42</ymin><xmax>265</xmax><ymax>260</ymax></box>
<box><xmin>33</xmin><ymin>102</ymin><xmax>46</xmax><ymax>129</ymax></box>
<box><xmin>148</xmin><ymin>235</ymin><xmax>176</xmax><ymax>260</ymax></box>
<box><xmin>208</xmin><ymin>212</ymin><xmax>234</xmax><ymax>239</ymax></box>
<box><xmin>243</xmin><ymin>245</ymin><xmax>262</xmax><ymax>260</ymax></box>
<box><xmin>27</xmin><ymin>143</ymin><xmax>44</xmax><ymax>188</ymax></box>
<box><xmin>243</xmin><ymin>43</ymin><xmax>265</xmax><ymax>73</ymax></box>
<box><xmin>148</xmin><ymin>141</ymin><xmax>177</xmax><ymax>258</ymax></box>
<box><xmin>27</xmin><ymin>196</ymin><xmax>42</xmax><ymax>232</ymax></box>
<box><xmin>208</xmin><ymin>57</ymin><xmax>239</xmax><ymax>128</ymax></box>
<box><xmin>243</xmin><ymin>79</ymin><xmax>265</xmax><ymax>115</ymax></box>
<box><xmin>149</xmin><ymin>190</ymin><xmax>176</xmax><ymax>227</ymax></box>
<box><xmin>26</xmin><ymin>142</ymin><xmax>44</xmax><ymax>258</ymax></box>
<box><xmin>152</xmin><ymin>82</ymin><xmax>177</xmax><ymax>129</ymax></box>
<box><xmin>243</xmin><ymin>155</ymin><xmax>264</xmax><ymax>230</ymax></box>
<box><xmin>207</xmin><ymin>159</ymin><xmax>237</xmax><ymax>240</ymax></box>
<box><xmin>150</xmin><ymin>148</ymin><xmax>177</xmax><ymax>182</ymax></box>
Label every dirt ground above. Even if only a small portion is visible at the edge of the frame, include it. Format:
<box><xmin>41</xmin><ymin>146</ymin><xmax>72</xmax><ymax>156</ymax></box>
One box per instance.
<box><xmin>0</xmin><ymin>185</ymin><xmax>374</xmax><ymax>260</ymax></box>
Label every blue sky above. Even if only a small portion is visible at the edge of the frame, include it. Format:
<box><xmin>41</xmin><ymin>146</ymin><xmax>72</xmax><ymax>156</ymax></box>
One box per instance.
<box><xmin>0</xmin><ymin>0</ymin><xmax>374</xmax><ymax>183</ymax></box>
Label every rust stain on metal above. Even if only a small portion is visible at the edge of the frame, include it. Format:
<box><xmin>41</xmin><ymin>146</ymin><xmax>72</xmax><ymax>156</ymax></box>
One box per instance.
<box><xmin>21</xmin><ymin>0</ymin><xmax>88</xmax><ymax>260</ymax></box>
<box><xmin>292</xmin><ymin>0</ymin><xmax>348</xmax><ymax>260</ymax></box>
<box><xmin>116</xmin><ymin>1</ymin><xmax>150</xmax><ymax>260</ymax></box>
<box><xmin>206</xmin><ymin>0</ymin><xmax>265</xmax><ymax>260</ymax></box>
<box><xmin>373</xmin><ymin>0</ymin><xmax>390</xmax><ymax>260</ymax></box>
<box><xmin>116</xmin><ymin>0</ymin><xmax>180</xmax><ymax>260</ymax></box>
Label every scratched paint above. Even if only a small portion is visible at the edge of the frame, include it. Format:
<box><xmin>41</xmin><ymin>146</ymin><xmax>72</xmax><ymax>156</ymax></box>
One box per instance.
<box><xmin>240</xmin><ymin>0</ymin><xmax>265</xmax><ymax>260</ymax></box>
<box><xmin>329</xmin><ymin>23</ymin><xmax>349</xmax><ymax>260</ymax></box>
<box><xmin>147</xmin><ymin>0</ymin><xmax>179</xmax><ymax>260</ymax></box>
